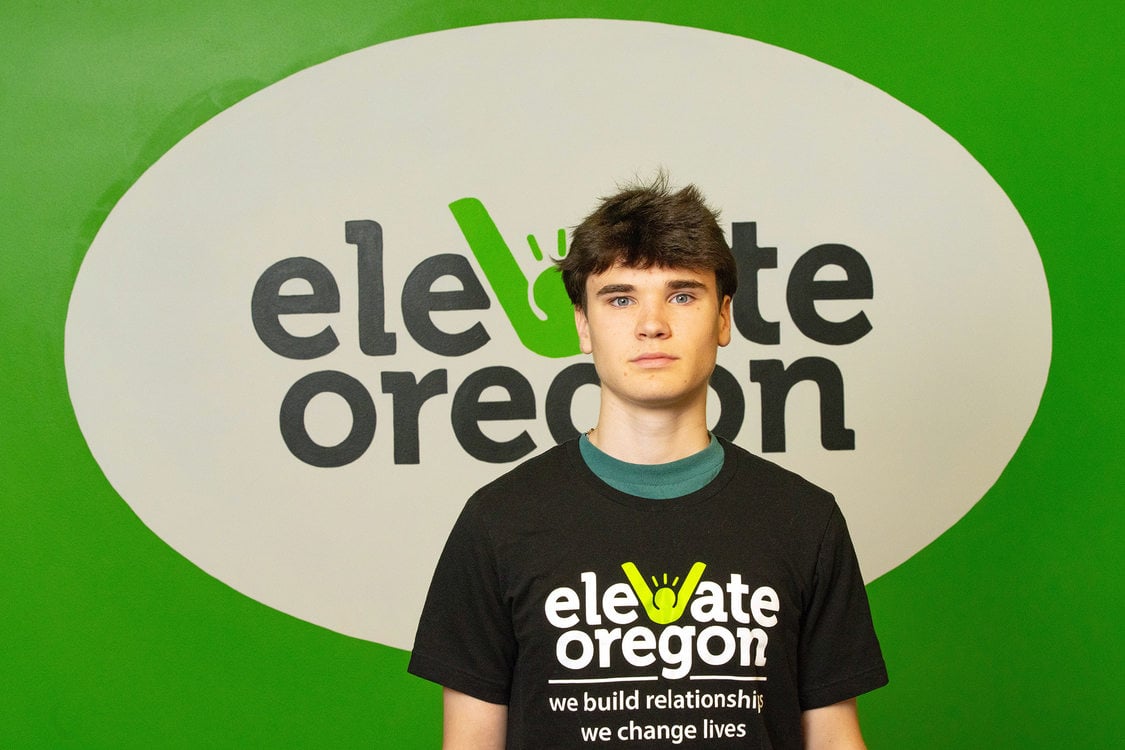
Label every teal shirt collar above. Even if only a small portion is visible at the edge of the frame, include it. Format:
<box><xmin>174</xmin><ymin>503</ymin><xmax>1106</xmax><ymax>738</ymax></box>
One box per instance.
<box><xmin>577</xmin><ymin>433</ymin><xmax>725</xmax><ymax>500</ymax></box>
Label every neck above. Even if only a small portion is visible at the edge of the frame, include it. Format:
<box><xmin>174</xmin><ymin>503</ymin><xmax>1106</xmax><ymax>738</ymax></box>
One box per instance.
<box><xmin>588</xmin><ymin>398</ymin><xmax>711</xmax><ymax>464</ymax></box>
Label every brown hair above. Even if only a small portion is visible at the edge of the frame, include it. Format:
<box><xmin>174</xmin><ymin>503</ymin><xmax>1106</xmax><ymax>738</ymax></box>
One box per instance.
<box><xmin>558</xmin><ymin>174</ymin><xmax>737</xmax><ymax>309</ymax></box>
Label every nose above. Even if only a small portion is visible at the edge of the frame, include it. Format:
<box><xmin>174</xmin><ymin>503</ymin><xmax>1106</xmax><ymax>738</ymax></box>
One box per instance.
<box><xmin>636</xmin><ymin>303</ymin><xmax>670</xmax><ymax>339</ymax></box>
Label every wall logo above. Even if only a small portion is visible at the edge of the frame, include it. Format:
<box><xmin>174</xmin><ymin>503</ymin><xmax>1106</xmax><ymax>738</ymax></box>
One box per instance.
<box><xmin>253</xmin><ymin>204</ymin><xmax>873</xmax><ymax>468</ymax></box>
<box><xmin>65</xmin><ymin>20</ymin><xmax>1051</xmax><ymax>649</ymax></box>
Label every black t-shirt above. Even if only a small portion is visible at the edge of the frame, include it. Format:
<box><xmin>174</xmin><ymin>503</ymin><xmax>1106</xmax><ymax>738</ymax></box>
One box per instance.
<box><xmin>408</xmin><ymin>439</ymin><xmax>887</xmax><ymax>749</ymax></box>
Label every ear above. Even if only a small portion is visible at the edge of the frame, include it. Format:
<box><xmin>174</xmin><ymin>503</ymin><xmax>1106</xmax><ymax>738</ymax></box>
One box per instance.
<box><xmin>575</xmin><ymin>306</ymin><xmax>594</xmax><ymax>354</ymax></box>
<box><xmin>717</xmin><ymin>295</ymin><xmax>733</xmax><ymax>348</ymax></box>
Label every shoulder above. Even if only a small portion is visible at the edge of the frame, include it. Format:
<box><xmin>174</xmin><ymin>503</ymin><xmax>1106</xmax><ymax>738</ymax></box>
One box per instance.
<box><xmin>447</xmin><ymin>441</ymin><xmax>586</xmax><ymax>557</ymax></box>
<box><xmin>476</xmin><ymin>441</ymin><xmax>573</xmax><ymax>493</ymax></box>
<box><xmin>463</xmin><ymin>441</ymin><xmax>577</xmax><ymax>515</ymax></box>
<box><xmin>718</xmin><ymin>438</ymin><xmax>840</xmax><ymax>532</ymax></box>
<box><xmin>721</xmin><ymin>439</ymin><xmax>834</xmax><ymax>502</ymax></box>
<box><xmin>428</xmin><ymin>444</ymin><xmax>576</xmax><ymax>575</ymax></box>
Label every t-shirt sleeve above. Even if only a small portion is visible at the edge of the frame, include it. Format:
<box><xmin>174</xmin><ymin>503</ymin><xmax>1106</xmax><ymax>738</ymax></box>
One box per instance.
<box><xmin>797</xmin><ymin>503</ymin><xmax>889</xmax><ymax>710</ymax></box>
<box><xmin>407</xmin><ymin>496</ymin><xmax>516</xmax><ymax>705</ymax></box>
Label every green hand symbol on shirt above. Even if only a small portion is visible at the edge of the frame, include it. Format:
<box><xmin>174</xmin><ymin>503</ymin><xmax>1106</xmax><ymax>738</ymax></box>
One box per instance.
<box><xmin>449</xmin><ymin>197</ymin><xmax>580</xmax><ymax>359</ymax></box>
<box><xmin>622</xmin><ymin>561</ymin><xmax>708</xmax><ymax>625</ymax></box>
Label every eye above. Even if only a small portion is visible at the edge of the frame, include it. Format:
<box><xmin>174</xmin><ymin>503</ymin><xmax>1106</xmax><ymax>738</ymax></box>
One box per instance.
<box><xmin>670</xmin><ymin>292</ymin><xmax>695</xmax><ymax>304</ymax></box>
<box><xmin>608</xmin><ymin>296</ymin><xmax>634</xmax><ymax>307</ymax></box>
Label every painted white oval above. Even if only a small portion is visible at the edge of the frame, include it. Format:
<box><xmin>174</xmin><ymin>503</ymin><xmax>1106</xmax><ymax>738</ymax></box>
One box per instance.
<box><xmin>66</xmin><ymin>20</ymin><xmax>1051</xmax><ymax>648</ymax></box>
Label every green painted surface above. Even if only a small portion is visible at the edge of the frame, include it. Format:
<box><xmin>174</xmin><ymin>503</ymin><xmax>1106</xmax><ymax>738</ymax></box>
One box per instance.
<box><xmin>2</xmin><ymin>1</ymin><xmax>1120</xmax><ymax>746</ymax></box>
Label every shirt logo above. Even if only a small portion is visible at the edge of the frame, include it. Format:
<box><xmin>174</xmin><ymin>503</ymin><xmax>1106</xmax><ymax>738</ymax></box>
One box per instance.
<box><xmin>622</xmin><ymin>562</ymin><xmax>707</xmax><ymax>625</ymax></box>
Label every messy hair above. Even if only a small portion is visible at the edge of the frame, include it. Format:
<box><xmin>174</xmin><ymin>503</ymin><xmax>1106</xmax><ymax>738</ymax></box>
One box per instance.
<box><xmin>558</xmin><ymin>174</ymin><xmax>737</xmax><ymax>309</ymax></box>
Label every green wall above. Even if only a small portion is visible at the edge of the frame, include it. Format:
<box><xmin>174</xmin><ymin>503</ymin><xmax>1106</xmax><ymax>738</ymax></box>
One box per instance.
<box><xmin>2</xmin><ymin>2</ymin><xmax>1120</xmax><ymax>746</ymax></box>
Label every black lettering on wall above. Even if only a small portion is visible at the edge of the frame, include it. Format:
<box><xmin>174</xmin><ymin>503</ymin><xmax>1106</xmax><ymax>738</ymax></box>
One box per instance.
<box><xmin>346</xmin><ymin>219</ymin><xmax>397</xmax><ymax>356</ymax></box>
<box><xmin>402</xmin><ymin>254</ymin><xmax>491</xmax><ymax>356</ymax></box>
<box><xmin>786</xmin><ymin>243</ymin><xmax>873</xmax><ymax>345</ymax></box>
<box><xmin>380</xmin><ymin>370</ymin><xmax>449</xmax><ymax>464</ymax></box>
<box><xmin>731</xmin><ymin>222</ymin><xmax>780</xmax><ymax>345</ymax></box>
<box><xmin>545</xmin><ymin>363</ymin><xmax>600</xmax><ymax>443</ymax></box>
<box><xmin>280</xmin><ymin>370</ymin><xmax>376</xmax><ymax>467</ymax></box>
<box><xmin>251</xmin><ymin>257</ymin><xmax>340</xmax><ymax>359</ymax></box>
<box><xmin>452</xmin><ymin>366</ymin><xmax>536</xmax><ymax>463</ymax></box>
<box><xmin>709</xmin><ymin>364</ymin><xmax>745</xmax><ymax>441</ymax></box>
<box><xmin>750</xmin><ymin>357</ymin><xmax>855</xmax><ymax>452</ymax></box>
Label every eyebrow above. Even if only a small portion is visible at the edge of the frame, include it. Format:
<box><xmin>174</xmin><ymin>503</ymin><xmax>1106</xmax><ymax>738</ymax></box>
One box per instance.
<box><xmin>593</xmin><ymin>279</ymin><xmax>709</xmax><ymax>297</ymax></box>
<box><xmin>593</xmin><ymin>283</ymin><xmax>635</xmax><ymax>297</ymax></box>
<box><xmin>667</xmin><ymin>279</ymin><xmax>708</xmax><ymax>291</ymax></box>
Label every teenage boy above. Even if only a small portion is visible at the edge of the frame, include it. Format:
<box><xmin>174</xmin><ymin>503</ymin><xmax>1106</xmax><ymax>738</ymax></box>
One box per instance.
<box><xmin>408</xmin><ymin>178</ymin><xmax>887</xmax><ymax>749</ymax></box>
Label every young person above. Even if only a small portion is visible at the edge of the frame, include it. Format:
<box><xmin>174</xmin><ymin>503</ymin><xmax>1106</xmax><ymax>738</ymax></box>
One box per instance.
<box><xmin>408</xmin><ymin>177</ymin><xmax>888</xmax><ymax>749</ymax></box>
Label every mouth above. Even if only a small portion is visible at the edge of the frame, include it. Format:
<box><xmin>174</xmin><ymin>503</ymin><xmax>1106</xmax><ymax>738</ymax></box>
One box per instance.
<box><xmin>631</xmin><ymin>353</ymin><xmax>678</xmax><ymax>368</ymax></box>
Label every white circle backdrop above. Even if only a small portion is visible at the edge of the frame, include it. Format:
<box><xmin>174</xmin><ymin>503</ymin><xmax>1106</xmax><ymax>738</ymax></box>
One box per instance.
<box><xmin>66</xmin><ymin>20</ymin><xmax>1051</xmax><ymax>648</ymax></box>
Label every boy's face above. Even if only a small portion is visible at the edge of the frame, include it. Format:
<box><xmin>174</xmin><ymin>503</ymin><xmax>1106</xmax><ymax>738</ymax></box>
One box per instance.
<box><xmin>575</xmin><ymin>262</ymin><xmax>732</xmax><ymax>414</ymax></box>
